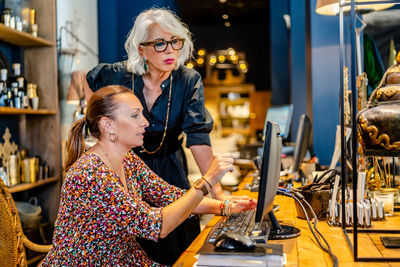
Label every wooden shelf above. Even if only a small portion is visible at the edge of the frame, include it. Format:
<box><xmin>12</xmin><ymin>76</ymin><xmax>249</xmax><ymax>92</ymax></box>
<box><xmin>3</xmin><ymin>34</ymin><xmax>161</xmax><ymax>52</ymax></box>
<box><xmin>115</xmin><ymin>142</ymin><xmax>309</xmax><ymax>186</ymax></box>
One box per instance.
<box><xmin>8</xmin><ymin>177</ymin><xmax>59</xmax><ymax>193</ymax></box>
<box><xmin>0</xmin><ymin>107</ymin><xmax>56</xmax><ymax>115</ymax></box>
<box><xmin>221</xmin><ymin>128</ymin><xmax>251</xmax><ymax>136</ymax></box>
<box><xmin>220</xmin><ymin>115</ymin><xmax>250</xmax><ymax>120</ymax></box>
<box><xmin>0</xmin><ymin>23</ymin><xmax>54</xmax><ymax>47</ymax></box>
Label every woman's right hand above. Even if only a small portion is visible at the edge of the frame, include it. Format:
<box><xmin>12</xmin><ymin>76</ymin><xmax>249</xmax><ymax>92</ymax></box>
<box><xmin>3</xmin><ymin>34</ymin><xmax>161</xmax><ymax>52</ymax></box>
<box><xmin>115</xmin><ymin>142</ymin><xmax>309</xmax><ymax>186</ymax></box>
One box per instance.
<box><xmin>203</xmin><ymin>155</ymin><xmax>235</xmax><ymax>186</ymax></box>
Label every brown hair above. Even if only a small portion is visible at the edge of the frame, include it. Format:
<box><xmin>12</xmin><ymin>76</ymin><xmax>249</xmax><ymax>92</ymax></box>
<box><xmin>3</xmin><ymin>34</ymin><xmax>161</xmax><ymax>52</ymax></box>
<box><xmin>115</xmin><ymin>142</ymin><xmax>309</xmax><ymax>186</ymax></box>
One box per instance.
<box><xmin>64</xmin><ymin>85</ymin><xmax>133</xmax><ymax>170</ymax></box>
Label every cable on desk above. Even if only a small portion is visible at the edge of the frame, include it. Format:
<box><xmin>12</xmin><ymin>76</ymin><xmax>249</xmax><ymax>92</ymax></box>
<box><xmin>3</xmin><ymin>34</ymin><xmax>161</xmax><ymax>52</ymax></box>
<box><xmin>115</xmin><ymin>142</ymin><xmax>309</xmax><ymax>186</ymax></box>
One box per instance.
<box><xmin>277</xmin><ymin>189</ymin><xmax>338</xmax><ymax>267</ymax></box>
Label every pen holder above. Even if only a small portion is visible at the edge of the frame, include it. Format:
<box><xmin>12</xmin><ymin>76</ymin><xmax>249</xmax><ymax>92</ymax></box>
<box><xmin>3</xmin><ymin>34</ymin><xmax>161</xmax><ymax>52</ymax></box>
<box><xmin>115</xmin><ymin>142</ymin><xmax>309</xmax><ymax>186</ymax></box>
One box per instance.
<box><xmin>294</xmin><ymin>186</ymin><xmax>331</xmax><ymax>221</ymax></box>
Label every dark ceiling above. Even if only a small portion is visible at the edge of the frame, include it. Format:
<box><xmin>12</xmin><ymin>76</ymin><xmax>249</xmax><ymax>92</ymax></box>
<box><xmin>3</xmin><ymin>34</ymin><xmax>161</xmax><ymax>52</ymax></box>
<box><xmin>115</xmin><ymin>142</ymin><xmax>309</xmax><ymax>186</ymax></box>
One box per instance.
<box><xmin>175</xmin><ymin>0</ymin><xmax>269</xmax><ymax>25</ymax></box>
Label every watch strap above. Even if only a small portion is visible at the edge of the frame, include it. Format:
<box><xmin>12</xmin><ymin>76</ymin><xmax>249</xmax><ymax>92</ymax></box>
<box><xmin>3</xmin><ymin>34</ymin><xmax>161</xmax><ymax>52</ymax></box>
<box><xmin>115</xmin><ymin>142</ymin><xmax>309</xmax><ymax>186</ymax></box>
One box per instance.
<box><xmin>194</xmin><ymin>179</ymin><xmax>208</xmax><ymax>196</ymax></box>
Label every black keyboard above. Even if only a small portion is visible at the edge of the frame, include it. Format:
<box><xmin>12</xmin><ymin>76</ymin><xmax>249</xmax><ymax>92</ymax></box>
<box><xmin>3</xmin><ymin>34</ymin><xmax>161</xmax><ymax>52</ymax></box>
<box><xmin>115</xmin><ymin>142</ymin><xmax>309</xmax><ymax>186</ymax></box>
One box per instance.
<box><xmin>206</xmin><ymin>210</ymin><xmax>271</xmax><ymax>244</ymax></box>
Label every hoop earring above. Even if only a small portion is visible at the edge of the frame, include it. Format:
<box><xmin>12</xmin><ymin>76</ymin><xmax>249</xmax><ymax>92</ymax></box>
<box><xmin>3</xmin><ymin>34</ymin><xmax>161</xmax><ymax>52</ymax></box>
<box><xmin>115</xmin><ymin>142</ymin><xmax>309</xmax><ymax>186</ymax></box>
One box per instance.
<box><xmin>143</xmin><ymin>57</ymin><xmax>148</xmax><ymax>72</ymax></box>
<box><xmin>109</xmin><ymin>132</ymin><xmax>117</xmax><ymax>142</ymax></box>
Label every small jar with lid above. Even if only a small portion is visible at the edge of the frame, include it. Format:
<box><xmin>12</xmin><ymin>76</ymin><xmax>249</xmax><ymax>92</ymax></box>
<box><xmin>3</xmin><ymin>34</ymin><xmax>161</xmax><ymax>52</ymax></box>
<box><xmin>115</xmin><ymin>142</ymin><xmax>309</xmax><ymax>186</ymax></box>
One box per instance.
<box><xmin>2</xmin><ymin>8</ymin><xmax>12</xmax><ymax>27</ymax></box>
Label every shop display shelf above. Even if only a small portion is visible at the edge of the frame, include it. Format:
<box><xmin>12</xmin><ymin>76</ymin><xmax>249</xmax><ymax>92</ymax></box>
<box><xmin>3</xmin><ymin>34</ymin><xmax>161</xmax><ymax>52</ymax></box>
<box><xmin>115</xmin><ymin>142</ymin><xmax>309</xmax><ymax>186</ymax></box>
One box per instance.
<box><xmin>8</xmin><ymin>177</ymin><xmax>59</xmax><ymax>193</ymax></box>
<box><xmin>0</xmin><ymin>23</ymin><xmax>54</xmax><ymax>47</ymax></box>
<box><xmin>0</xmin><ymin>107</ymin><xmax>56</xmax><ymax>115</ymax></box>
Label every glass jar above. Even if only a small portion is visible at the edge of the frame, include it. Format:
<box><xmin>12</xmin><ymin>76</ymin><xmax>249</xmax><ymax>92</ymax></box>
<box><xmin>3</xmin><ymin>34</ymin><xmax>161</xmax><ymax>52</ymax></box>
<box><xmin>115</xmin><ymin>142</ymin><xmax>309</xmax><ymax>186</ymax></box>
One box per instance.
<box><xmin>374</xmin><ymin>189</ymin><xmax>397</xmax><ymax>216</ymax></box>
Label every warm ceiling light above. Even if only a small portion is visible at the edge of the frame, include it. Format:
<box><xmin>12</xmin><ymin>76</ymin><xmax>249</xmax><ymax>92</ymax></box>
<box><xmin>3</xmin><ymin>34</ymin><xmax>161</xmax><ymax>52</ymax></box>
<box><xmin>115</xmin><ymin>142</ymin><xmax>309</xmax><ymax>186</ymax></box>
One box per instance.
<box><xmin>222</xmin><ymin>14</ymin><xmax>229</xmax><ymax>20</ymax></box>
<box><xmin>209</xmin><ymin>56</ymin><xmax>217</xmax><ymax>65</ymax></box>
<box><xmin>218</xmin><ymin>55</ymin><xmax>226</xmax><ymax>63</ymax></box>
<box><xmin>219</xmin><ymin>0</ymin><xmax>227</xmax><ymax>3</ymax></box>
<box><xmin>315</xmin><ymin>0</ymin><xmax>395</xmax><ymax>16</ymax></box>
<box><xmin>198</xmin><ymin>49</ymin><xmax>205</xmax><ymax>56</ymax></box>
<box><xmin>224</xmin><ymin>21</ymin><xmax>231</xmax><ymax>27</ymax></box>
<box><xmin>196</xmin><ymin>58</ymin><xmax>204</xmax><ymax>65</ymax></box>
<box><xmin>186</xmin><ymin>62</ymin><xmax>194</xmax><ymax>69</ymax></box>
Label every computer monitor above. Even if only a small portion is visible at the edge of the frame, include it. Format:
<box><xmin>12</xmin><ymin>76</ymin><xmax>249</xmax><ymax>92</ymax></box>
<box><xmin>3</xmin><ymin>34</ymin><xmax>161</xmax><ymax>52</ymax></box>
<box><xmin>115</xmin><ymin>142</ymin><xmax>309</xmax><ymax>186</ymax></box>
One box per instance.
<box><xmin>290</xmin><ymin>114</ymin><xmax>312</xmax><ymax>175</ymax></box>
<box><xmin>255</xmin><ymin>121</ymin><xmax>282</xmax><ymax>223</ymax></box>
<box><xmin>255</xmin><ymin>121</ymin><xmax>301</xmax><ymax>240</ymax></box>
<box><xmin>265</xmin><ymin>104</ymin><xmax>294</xmax><ymax>141</ymax></box>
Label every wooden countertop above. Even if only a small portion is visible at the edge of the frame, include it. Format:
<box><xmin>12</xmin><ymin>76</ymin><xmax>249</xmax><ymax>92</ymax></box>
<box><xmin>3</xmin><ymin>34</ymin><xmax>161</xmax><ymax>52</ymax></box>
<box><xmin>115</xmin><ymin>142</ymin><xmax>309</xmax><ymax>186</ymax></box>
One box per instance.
<box><xmin>173</xmin><ymin>176</ymin><xmax>400</xmax><ymax>266</ymax></box>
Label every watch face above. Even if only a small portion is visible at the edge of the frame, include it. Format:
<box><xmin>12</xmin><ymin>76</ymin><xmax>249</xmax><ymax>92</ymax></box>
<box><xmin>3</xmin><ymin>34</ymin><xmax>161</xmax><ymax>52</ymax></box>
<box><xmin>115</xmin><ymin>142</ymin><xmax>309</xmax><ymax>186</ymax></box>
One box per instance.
<box><xmin>194</xmin><ymin>179</ymin><xmax>207</xmax><ymax>195</ymax></box>
<box><xmin>194</xmin><ymin>179</ymin><xmax>203</xmax><ymax>187</ymax></box>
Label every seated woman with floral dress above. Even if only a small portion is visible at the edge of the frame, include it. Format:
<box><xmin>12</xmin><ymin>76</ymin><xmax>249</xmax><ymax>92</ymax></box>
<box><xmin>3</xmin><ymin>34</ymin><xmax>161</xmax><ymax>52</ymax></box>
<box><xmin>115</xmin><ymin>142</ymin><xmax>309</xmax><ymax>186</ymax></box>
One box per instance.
<box><xmin>41</xmin><ymin>85</ymin><xmax>255</xmax><ymax>266</ymax></box>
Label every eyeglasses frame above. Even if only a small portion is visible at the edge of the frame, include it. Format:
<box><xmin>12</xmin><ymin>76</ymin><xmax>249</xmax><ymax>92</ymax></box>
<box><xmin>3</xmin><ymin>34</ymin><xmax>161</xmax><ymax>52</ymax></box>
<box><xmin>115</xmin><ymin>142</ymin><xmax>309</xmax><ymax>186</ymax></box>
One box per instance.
<box><xmin>140</xmin><ymin>38</ymin><xmax>185</xmax><ymax>52</ymax></box>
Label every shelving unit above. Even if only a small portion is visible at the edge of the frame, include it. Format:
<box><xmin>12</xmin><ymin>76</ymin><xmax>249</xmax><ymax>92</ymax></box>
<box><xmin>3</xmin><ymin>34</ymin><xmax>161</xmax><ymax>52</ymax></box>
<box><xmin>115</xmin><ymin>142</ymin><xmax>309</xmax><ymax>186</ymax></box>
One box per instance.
<box><xmin>0</xmin><ymin>0</ymin><xmax>60</xmax><ymax>225</ymax></box>
<box><xmin>204</xmin><ymin>84</ymin><xmax>271</xmax><ymax>137</ymax></box>
<box><xmin>339</xmin><ymin>0</ymin><xmax>400</xmax><ymax>262</ymax></box>
<box><xmin>9</xmin><ymin>177</ymin><xmax>59</xmax><ymax>193</ymax></box>
<box><xmin>0</xmin><ymin>23</ymin><xmax>54</xmax><ymax>47</ymax></box>
<box><xmin>0</xmin><ymin>107</ymin><xmax>56</xmax><ymax>115</ymax></box>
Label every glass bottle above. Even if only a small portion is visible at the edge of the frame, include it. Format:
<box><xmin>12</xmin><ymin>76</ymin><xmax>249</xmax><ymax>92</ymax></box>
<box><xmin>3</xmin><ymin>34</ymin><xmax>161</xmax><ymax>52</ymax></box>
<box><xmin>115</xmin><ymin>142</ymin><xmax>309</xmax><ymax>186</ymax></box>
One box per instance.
<box><xmin>11</xmin><ymin>82</ymin><xmax>21</xmax><ymax>108</ymax></box>
<box><xmin>10</xmin><ymin>63</ymin><xmax>27</xmax><ymax>108</ymax></box>
<box><xmin>0</xmin><ymin>69</ymin><xmax>9</xmax><ymax>107</ymax></box>
<box><xmin>2</xmin><ymin>7</ymin><xmax>12</xmax><ymax>27</ymax></box>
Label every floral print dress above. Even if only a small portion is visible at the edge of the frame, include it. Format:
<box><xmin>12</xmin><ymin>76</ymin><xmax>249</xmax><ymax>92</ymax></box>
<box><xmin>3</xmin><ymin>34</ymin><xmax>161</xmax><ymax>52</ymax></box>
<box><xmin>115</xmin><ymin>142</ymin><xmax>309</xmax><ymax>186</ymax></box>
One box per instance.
<box><xmin>41</xmin><ymin>150</ymin><xmax>185</xmax><ymax>266</ymax></box>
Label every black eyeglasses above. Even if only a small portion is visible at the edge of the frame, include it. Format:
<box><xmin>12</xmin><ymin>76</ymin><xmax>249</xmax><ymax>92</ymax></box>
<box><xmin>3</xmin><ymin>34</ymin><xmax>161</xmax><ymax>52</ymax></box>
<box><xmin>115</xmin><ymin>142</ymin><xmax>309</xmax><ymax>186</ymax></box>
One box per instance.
<box><xmin>140</xmin><ymin>39</ymin><xmax>185</xmax><ymax>52</ymax></box>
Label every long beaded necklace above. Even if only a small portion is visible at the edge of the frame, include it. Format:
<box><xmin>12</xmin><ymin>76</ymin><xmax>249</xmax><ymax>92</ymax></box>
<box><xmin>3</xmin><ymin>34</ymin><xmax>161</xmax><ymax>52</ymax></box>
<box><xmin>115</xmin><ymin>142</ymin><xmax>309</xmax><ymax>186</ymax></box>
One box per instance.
<box><xmin>132</xmin><ymin>73</ymin><xmax>173</xmax><ymax>154</ymax></box>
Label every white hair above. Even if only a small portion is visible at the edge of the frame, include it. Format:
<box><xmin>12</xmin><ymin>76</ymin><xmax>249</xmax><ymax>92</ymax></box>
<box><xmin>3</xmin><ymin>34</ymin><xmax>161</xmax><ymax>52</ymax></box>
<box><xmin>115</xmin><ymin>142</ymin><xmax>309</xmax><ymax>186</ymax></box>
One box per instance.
<box><xmin>125</xmin><ymin>8</ymin><xmax>193</xmax><ymax>75</ymax></box>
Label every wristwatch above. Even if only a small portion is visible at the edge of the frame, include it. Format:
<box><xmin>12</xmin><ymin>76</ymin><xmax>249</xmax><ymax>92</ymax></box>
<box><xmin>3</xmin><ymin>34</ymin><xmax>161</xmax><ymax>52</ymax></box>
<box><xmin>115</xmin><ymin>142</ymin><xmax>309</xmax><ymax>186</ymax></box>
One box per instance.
<box><xmin>194</xmin><ymin>179</ymin><xmax>208</xmax><ymax>196</ymax></box>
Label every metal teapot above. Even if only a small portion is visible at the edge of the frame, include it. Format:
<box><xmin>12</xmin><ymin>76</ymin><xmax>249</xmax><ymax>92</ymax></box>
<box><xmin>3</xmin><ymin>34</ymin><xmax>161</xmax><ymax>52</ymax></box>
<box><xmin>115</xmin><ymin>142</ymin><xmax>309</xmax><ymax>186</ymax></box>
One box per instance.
<box><xmin>357</xmin><ymin>52</ymin><xmax>400</xmax><ymax>156</ymax></box>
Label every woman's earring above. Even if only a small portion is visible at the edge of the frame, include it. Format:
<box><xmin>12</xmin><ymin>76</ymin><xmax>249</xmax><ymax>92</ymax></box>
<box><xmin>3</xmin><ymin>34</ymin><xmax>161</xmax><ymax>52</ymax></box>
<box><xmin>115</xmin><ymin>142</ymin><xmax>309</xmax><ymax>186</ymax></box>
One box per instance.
<box><xmin>143</xmin><ymin>57</ymin><xmax>148</xmax><ymax>72</ymax></box>
<box><xmin>109</xmin><ymin>132</ymin><xmax>117</xmax><ymax>142</ymax></box>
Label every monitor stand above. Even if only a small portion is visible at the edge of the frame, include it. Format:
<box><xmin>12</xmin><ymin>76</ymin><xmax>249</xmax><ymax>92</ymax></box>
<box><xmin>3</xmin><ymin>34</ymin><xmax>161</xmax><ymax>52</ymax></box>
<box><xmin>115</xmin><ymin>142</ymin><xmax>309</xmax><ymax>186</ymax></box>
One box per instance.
<box><xmin>268</xmin><ymin>211</ymin><xmax>301</xmax><ymax>240</ymax></box>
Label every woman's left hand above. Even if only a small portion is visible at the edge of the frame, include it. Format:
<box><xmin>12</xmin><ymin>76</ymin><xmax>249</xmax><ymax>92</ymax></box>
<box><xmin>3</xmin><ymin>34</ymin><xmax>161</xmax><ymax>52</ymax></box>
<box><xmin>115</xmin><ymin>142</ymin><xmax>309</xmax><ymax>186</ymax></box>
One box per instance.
<box><xmin>229</xmin><ymin>198</ymin><xmax>257</xmax><ymax>213</ymax></box>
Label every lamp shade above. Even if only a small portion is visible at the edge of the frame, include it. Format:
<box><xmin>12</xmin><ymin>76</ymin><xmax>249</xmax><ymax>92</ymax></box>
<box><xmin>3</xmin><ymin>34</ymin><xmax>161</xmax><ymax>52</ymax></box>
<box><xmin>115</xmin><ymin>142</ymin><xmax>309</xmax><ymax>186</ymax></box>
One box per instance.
<box><xmin>67</xmin><ymin>70</ymin><xmax>89</xmax><ymax>105</ymax></box>
<box><xmin>315</xmin><ymin>0</ymin><xmax>395</xmax><ymax>16</ymax></box>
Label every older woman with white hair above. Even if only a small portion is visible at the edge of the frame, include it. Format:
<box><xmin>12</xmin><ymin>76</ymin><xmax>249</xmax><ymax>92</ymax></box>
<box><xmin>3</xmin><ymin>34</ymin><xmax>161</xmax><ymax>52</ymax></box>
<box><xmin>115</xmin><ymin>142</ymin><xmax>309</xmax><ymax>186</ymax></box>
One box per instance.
<box><xmin>86</xmin><ymin>8</ymin><xmax>253</xmax><ymax>265</ymax></box>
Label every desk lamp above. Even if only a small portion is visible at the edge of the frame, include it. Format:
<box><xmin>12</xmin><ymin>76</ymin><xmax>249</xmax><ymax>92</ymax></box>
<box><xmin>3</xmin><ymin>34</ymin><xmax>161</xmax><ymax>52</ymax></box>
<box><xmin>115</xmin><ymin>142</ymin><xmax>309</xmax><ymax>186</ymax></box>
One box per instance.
<box><xmin>315</xmin><ymin>0</ymin><xmax>394</xmax><ymax>15</ymax></box>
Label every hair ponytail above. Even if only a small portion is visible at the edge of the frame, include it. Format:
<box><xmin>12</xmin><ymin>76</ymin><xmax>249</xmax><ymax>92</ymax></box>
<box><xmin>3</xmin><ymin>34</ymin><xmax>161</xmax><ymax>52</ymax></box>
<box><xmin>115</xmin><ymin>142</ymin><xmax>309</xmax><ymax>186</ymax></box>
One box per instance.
<box><xmin>64</xmin><ymin>85</ymin><xmax>133</xmax><ymax>171</ymax></box>
<box><xmin>65</xmin><ymin>118</ymin><xmax>86</xmax><ymax>171</ymax></box>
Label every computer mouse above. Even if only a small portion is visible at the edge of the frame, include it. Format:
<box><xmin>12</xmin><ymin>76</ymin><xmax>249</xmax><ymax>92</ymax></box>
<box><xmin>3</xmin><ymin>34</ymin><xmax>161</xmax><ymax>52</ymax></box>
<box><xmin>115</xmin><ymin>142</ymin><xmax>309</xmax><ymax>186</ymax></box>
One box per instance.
<box><xmin>213</xmin><ymin>232</ymin><xmax>256</xmax><ymax>251</ymax></box>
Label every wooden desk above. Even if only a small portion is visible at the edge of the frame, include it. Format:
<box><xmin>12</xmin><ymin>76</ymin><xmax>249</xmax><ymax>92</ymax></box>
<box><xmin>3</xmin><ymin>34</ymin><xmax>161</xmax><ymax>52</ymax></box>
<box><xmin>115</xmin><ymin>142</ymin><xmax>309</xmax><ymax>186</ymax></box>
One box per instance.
<box><xmin>173</xmin><ymin>176</ymin><xmax>400</xmax><ymax>266</ymax></box>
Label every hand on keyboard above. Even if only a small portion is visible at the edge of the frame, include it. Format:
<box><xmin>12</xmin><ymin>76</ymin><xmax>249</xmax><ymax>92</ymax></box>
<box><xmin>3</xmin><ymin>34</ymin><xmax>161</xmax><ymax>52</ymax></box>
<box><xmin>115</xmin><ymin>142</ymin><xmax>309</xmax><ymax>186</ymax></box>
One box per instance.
<box><xmin>230</xmin><ymin>198</ymin><xmax>257</xmax><ymax>213</ymax></box>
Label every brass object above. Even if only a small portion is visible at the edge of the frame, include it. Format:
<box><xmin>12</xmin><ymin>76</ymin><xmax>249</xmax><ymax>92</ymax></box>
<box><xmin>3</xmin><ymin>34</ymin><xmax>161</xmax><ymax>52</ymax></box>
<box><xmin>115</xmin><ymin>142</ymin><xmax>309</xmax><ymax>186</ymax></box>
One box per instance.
<box><xmin>7</xmin><ymin>155</ymin><xmax>20</xmax><ymax>186</ymax></box>
<box><xmin>357</xmin><ymin>52</ymin><xmax>400</xmax><ymax>156</ymax></box>
<box><xmin>0</xmin><ymin>128</ymin><xmax>18</xmax><ymax>162</ymax></box>
<box><xmin>375</xmin><ymin>86</ymin><xmax>400</xmax><ymax>101</ymax></box>
<box><xmin>343</xmin><ymin>66</ymin><xmax>351</xmax><ymax>126</ymax></box>
<box><xmin>21</xmin><ymin>158</ymin><xmax>38</xmax><ymax>183</ymax></box>
<box><xmin>357</xmin><ymin>72</ymin><xmax>368</xmax><ymax>111</ymax></box>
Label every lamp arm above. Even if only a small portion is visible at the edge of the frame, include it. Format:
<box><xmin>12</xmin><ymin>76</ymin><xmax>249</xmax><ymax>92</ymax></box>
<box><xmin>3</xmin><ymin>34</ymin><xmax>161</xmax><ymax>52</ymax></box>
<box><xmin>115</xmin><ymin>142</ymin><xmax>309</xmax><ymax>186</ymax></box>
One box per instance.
<box><xmin>57</xmin><ymin>25</ymin><xmax>99</xmax><ymax>59</ymax></box>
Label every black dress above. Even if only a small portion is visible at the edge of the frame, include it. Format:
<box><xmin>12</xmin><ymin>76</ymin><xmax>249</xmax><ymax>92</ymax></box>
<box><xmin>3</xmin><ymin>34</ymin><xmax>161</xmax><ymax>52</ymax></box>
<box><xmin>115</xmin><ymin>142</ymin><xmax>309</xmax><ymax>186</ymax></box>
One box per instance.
<box><xmin>87</xmin><ymin>62</ymin><xmax>213</xmax><ymax>265</ymax></box>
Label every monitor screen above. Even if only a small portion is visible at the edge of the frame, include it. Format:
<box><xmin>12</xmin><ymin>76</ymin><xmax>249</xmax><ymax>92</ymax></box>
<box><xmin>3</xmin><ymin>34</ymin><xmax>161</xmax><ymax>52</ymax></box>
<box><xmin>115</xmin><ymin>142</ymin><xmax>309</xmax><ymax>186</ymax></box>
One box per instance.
<box><xmin>291</xmin><ymin>114</ymin><xmax>312</xmax><ymax>173</ymax></box>
<box><xmin>265</xmin><ymin>104</ymin><xmax>293</xmax><ymax>140</ymax></box>
<box><xmin>255</xmin><ymin>121</ymin><xmax>282</xmax><ymax>223</ymax></box>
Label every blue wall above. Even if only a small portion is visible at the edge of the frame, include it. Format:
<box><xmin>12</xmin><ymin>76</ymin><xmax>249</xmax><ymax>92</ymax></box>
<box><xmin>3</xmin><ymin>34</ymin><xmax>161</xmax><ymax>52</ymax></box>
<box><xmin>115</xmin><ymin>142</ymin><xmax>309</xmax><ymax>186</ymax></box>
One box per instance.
<box><xmin>97</xmin><ymin>0</ymin><xmax>347</xmax><ymax>165</ymax></box>
<box><xmin>284</xmin><ymin>0</ymin><xmax>343</xmax><ymax>165</ymax></box>
<box><xmin>310</xmin><ymin>0</ymin><xmax>342</xmax><ymax>165</ymax></box>
<box><xmin>269</xmin><ymin>0</ymin><xmax>290</xmax><ymax>106</ymax></box>
<box><xmin>0</xmin><ymin>42</ymin><xmax>23</xmax><ymax>145</ymax></box>
<box><xmin>289</xmin><ymin>0</ymin><xmax>308</xmax><ymax>144</ymax></box>
<box><xmin>97</xmin><ymin>0</ymin><xmax>177</xmax><ymax>63</ymax></box>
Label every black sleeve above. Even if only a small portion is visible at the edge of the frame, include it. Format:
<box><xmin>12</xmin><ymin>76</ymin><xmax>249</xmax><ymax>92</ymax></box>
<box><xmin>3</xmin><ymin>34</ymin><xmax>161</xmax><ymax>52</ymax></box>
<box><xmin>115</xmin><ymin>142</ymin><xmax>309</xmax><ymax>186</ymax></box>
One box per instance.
<box><xmin>86</xmin><ymin>63</ymin><xmax>126</xmax><ymax>92</ymax></box>
<box><xmin>182</xmin><ymin>72</ymin><xmax>214</xmax><ymax>148</ymax></box>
